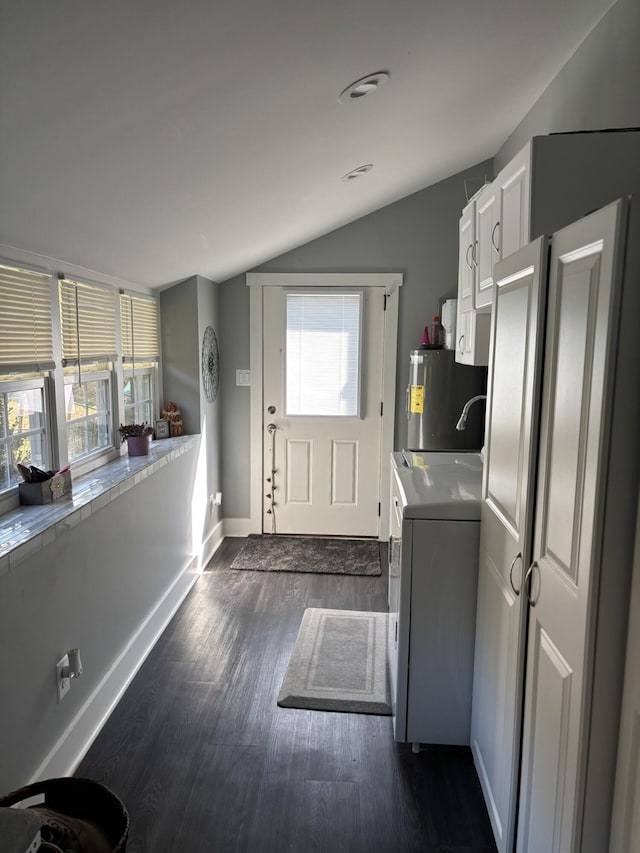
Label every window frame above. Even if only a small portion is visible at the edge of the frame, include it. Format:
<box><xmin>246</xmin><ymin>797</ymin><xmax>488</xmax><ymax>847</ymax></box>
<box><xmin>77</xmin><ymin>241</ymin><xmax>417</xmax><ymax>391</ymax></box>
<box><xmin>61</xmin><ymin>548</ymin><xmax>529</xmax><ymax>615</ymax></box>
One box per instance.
<box><xmin>62</xmin><ymin>365</ymin><xmax>118</xmax><ymax>473</ymax></box>
<box><xmin>0</xmin><ymin>375</ymin><xmax>54</xmax><ymax>501</ymax></box>
<box><xmin>122</xmin><ymin>363</ymin><xmax>158</xmax><ymax>427</ymax></box>
<box><xmin>0</xmin><ymin>252</ymin><xmax>162</xmax><ymax>514</ymax></box>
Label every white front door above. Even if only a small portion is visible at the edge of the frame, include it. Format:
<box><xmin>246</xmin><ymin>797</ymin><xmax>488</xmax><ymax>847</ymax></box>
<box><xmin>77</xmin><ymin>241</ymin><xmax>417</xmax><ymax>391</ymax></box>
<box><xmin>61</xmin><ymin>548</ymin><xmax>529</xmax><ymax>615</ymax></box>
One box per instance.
<box><xmin>516</xmin><ymin>202</ymin><xmax>622</xmax><ymax>853</ymax></box>
<box><xmin>261</xmin><ymin>285</ymin><xmax>385</xmax><ymax>536</ymax></box>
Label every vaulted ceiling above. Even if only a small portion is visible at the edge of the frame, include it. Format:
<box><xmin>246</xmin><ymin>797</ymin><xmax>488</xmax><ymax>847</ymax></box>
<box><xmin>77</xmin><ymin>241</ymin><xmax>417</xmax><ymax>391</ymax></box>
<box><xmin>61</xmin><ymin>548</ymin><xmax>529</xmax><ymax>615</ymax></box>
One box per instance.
<box><xmin>0</xmin><ymin>0</ymin><xmax>615</xmax><ymax>288</ymax></box>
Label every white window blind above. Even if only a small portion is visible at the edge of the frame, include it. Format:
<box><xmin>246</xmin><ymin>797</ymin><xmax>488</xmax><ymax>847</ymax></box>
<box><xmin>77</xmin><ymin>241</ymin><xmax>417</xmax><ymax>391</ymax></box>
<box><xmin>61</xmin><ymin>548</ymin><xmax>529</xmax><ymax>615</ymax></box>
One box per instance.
<box><xmin>286</xmin><ymin>291</ymin><xmax>362</xmax><ymax>417</ymax></box>
<box><xmin>59</xmin><ymin>277</ymin><xmax>117</xmax><ymax>365</ymax></box>
<box><xmin>0</xmin><ymin>264</ymin><xmax>54</xmax><ymax>372</ymax></box>
<box><xmin>120</xmin><ymin>293</ymin><xmax>159</xmax><ymax>363</ymax></box>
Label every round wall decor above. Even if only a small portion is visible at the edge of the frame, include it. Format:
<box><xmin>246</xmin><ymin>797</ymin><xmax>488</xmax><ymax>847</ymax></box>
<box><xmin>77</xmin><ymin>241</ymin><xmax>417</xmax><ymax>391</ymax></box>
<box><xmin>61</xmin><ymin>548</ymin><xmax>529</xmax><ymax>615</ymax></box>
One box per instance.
<box><xmin>201</xmin><ymin>325</ymin><xmax>219</xmax><ymax>403</ymax></box>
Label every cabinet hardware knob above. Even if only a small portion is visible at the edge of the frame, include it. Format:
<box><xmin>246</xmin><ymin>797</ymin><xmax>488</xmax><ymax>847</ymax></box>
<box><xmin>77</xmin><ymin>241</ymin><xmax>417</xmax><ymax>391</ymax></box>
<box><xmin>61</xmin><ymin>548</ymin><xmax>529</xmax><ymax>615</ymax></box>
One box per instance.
<box><xmin>466</xmin><ymin>244</ymin><xmax>474</xmax><ymax>270</ymax></box>
<box><xmin>491</xmin><ymin>221</ymin><xmax>501</xmax><ymax>253</ymax></box>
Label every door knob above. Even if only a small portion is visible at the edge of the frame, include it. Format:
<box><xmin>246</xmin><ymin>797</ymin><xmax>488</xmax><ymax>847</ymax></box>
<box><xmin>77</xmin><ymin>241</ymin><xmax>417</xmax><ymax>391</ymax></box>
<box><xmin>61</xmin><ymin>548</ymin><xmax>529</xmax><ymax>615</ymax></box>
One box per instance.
<box><xmin>266</xmin><ymin>423</ymin><xmax>278</xmax><ymax>434</ymax></box>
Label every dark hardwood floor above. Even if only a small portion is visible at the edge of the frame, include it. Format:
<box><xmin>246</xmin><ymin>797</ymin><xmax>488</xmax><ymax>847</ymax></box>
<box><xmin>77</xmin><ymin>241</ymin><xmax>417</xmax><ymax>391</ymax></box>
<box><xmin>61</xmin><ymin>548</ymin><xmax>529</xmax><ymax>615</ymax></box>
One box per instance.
<box><xmin>77</xmin><ymin>538</ymin><xmax>497</xmax><ymax>852</ymax></box>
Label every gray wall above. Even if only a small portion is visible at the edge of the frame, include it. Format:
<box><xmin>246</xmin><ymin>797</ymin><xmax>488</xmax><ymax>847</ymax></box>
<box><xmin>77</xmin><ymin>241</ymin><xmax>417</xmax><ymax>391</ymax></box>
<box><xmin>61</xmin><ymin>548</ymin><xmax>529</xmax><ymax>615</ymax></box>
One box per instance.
<box><xmin>495</xmin><ymin>0</ymin><xmax>640</xmax><ymax>170</ymax></box>
<box><xmin>196</xmin><ymin>275</ymin><xmax>223</xmax><ymax>532</ymax></box>
<box><xmin>0</xmin><ymin>447</ymin><xmax>200</xmax><ymax>792</ymax></box>
<box><xmin>161</xmin><ymin>275</ymin><xmax>223</xmax><ymax>538</ymax></box>
<box><xmin>220</xmin><ymin>161</ymin><xmax>492</xmax><ymax>520</ymax></box>
<box><xmin>160</xmin><ymin>277</ymin><xmax>200</xmax><ymax>434</ymax></box>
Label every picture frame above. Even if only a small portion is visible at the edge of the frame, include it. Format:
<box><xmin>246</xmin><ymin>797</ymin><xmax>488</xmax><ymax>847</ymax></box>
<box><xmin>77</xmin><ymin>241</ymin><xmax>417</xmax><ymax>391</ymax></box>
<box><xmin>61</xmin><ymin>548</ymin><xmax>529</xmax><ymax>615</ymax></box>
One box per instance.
<box><xmin>155</xmin><ymin>419</ymin><xmax>170</xmax><ymax>439</ymax></box>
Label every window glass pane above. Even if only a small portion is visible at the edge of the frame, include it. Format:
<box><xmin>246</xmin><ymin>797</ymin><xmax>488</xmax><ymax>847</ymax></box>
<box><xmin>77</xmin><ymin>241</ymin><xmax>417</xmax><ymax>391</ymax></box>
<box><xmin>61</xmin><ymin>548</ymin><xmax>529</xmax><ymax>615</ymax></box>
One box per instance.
<box><xmin>286</xmin><ymin>292</ymin><xmax>361</xmax><ymax>417</ymax></box>
<box><xmin>0</xmin><ymin>443</ymin><xmax>8</xmax><ymax>491</ymax></box>
<box><xmin>123</xmin><ymin>369</ymin><xmax>154</xmax><ymax>428</ymax></box>
<box><xmin>135</xmin><ymin>373</ymin><xmax>150</xmax><ymax>400</ymax></box>
<box><xmin>65</xmin><ymin>375</ymin><xmax>111</xmax><ymax>462</ymax></box>
<box><xmin>0</xmin><ymin>383</ymin><xmax>48</xmax><ymax>493</ymax></box>
<box><xmin>10</xmin><ymin>433</ymin><xmax>46</xmax><ymax>474</ymax></box>
<box><xmin>67</xmin><ymin>422</ymin><xmax>87</xmax><ymax>461</ymax></box>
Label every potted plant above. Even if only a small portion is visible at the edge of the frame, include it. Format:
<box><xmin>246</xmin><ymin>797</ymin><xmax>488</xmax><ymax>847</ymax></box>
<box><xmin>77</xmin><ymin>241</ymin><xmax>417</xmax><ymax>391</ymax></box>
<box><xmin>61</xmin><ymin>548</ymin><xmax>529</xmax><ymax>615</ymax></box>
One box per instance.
<box><xmin>119</xmin><ymin>423</ymin><xmax>153</xmax><ymax>457</ymax></box>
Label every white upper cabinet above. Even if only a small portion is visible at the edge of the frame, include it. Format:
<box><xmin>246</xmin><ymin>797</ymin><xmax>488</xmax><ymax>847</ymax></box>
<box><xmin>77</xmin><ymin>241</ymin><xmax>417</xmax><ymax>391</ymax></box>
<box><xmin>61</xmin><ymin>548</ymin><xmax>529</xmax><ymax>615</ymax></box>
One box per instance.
<box><xmin>458</xmin><ymin>200</ymin><xmax>476</xmax><ymax>312</ymax></box>
<box><xmin>455</xmin><ymin>129</ymin><xmax>640</xmax><ymax>366</ymax></box>
<box><xmin>496</xmin><ymin>145</ymin><xmax>531</xmax><ymax>265</ymax></box>
<box><xmin>474</xmin><ymin>182</ymin><xmax>500</xmax><ymax>310</ymax></box>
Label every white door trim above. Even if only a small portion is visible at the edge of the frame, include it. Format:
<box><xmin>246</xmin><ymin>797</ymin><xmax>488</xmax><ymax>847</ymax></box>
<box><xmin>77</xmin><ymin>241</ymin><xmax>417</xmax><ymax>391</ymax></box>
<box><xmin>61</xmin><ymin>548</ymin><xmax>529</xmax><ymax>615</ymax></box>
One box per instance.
<box><xmin>247</xmin><ymin>272</ymin><xmax>402</xmax><ymax>540</ymax></box>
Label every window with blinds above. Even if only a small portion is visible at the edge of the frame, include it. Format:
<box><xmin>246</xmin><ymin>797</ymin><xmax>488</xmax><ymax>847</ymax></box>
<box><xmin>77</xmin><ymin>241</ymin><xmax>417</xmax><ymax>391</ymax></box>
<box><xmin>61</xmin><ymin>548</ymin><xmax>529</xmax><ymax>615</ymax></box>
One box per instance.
<box><xmin>0</xmin><ymin>264</ymin><xmax>54</xmax><ymax>373</ymax></box>
<box><xmin>285</xmin><ymin>291</ymin><xmax>362</xmax><ymax>417</ymax></box>
<box><xmin>59</xmin><ymin>277</ymin><xmax>117</xmax><ymax>365</ymax></box>
<box><xmin>120</xmin><ymin>293</ymin><xmax>159</xmax><ymax>363</ymax></box>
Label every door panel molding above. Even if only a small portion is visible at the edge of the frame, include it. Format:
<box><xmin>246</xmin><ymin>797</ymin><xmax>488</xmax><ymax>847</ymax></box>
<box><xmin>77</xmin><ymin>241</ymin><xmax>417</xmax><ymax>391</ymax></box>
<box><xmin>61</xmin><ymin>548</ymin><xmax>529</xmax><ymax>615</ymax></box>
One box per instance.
<box><xmin>247</xmin><ymin>272</ymin><xmax>402</xmax><ymax>539</ymax></box>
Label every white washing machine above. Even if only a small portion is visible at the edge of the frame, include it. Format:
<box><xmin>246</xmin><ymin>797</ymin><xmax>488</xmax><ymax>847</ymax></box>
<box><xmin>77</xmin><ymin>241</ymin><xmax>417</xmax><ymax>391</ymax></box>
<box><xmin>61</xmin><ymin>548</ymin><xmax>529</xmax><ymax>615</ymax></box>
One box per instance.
<box><xmin>388</xmin><ymin>451</ymin><xmax>482</xmax><ymax>750</ymax></box>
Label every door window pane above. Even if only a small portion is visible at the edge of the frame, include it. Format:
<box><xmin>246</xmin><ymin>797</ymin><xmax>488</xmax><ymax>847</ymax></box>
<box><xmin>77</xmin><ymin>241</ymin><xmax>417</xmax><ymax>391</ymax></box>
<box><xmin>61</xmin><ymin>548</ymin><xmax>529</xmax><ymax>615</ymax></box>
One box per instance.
<box><xmin>286</xmin><ymin>292</ymin><xmax>362</xmax><ymax>417</ymax></box>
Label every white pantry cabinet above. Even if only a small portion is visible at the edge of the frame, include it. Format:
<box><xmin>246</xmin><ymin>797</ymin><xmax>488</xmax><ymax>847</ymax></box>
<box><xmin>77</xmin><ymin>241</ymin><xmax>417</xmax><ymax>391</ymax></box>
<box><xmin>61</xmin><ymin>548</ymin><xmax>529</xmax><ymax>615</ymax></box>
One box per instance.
<box><xmin>472</xmin><ymin>198</ymin><xmax>640</xmax><ymax>853</ymax></box>
<box><xmin>456</xmin><ymin>129</ymin><xmax>640</xmax><ymax>365</ymax></box>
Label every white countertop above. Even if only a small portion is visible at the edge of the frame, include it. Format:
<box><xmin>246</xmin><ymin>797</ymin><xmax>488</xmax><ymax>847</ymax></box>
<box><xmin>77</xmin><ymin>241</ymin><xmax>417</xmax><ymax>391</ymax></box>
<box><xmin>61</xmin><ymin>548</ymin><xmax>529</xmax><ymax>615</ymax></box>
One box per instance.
<box><xmin>392</xmin><ymin>451</ymin><xmax>483</xmax><ymax>521</ymax></box>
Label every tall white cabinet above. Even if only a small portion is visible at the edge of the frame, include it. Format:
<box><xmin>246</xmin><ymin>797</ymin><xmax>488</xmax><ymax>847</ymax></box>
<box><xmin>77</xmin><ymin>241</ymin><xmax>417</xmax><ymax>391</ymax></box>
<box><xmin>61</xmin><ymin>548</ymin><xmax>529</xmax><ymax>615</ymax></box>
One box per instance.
<box><xmin>456</xmin><ymin>130</ymin><xmax>640</xmax><ymax>365</ymax></box>
<box><xmin>472</xmin><ymin>198</ymin><xmax>640</xmax><ymax>853</ymax></box>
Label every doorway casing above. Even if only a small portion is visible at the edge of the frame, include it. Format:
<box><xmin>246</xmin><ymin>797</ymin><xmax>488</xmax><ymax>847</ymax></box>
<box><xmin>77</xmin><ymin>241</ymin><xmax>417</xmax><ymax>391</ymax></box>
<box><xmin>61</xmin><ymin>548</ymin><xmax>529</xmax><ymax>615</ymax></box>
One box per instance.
<box><xmin>246</xmin><ymin>272</ymin><xmax>403</xmax><ymax>540</ymax></box>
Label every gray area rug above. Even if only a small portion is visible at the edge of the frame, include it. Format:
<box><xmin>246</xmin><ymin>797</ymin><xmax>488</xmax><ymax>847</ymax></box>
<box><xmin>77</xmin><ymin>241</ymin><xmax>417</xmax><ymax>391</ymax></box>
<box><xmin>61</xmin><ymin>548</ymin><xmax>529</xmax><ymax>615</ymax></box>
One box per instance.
<box><xmin>230</xmin><ymin>535</ymin><xmax>381</xmax><ymax>576</ymax></box>
<box><xmin>278</xmin><ymin>608</ymin><xmax>391</xmax><ymax>715</ymax></box>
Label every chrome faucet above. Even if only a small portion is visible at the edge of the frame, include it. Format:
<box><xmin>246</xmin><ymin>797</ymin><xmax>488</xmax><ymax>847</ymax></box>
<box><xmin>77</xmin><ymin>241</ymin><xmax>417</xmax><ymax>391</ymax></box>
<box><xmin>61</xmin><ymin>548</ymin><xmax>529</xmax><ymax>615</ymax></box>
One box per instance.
<box><xmin>456</xmin><ymin>394</ymin><xmax>487</xmax><ymax>431</ymax></box>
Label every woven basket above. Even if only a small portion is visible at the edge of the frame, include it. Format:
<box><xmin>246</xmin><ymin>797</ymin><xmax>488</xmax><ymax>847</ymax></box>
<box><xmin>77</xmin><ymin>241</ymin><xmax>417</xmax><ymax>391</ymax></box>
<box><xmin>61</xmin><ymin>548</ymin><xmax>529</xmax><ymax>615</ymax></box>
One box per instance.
<box><xmin>0</xmin><ymin>777</ymin><xmax>129</xmax><ymax>852</ymax></box>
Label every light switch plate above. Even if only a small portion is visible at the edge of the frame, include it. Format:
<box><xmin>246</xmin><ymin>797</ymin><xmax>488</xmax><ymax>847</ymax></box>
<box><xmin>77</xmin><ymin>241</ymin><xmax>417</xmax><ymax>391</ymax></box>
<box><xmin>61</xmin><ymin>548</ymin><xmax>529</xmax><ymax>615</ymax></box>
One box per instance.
<box><xmin>236</xmin><ymin>369</ymin><xmax>251</xmax><ymax>387</ymax></box>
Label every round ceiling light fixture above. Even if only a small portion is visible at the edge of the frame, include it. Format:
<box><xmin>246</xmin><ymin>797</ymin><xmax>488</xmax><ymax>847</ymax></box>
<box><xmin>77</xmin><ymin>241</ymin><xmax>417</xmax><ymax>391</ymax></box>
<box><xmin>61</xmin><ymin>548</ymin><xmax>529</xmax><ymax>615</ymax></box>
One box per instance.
<box><xmin>338</xmin><ymin>71</ymin><xmax>389</xmax><ymax>105</ymax></box>
<box><xmin>341</xmin><ymin>164</ymin><xmax>374</xmax><ymax>182</ymax></box>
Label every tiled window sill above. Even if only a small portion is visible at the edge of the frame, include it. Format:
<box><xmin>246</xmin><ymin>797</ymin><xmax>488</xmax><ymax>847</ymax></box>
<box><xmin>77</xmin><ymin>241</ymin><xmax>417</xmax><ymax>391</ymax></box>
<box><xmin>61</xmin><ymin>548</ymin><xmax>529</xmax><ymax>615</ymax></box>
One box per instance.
<box><xmin>0</xmin><ymin>435</ymin><xmax>200</xmax><ymax>578</ymax></box>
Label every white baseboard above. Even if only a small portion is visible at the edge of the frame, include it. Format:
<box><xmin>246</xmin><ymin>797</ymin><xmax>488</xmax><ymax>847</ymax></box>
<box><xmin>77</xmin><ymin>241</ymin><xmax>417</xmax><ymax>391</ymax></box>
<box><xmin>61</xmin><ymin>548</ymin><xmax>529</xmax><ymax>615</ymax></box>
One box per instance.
<box><xmin>223</xmin><ymin>517</ymin><xmax>253</xmax><ymax>537</ymax></box>
<box><xmin>200</xmin><ymin>519</ymin><xmax>225</xmax><ymax>567</ymax></box>
<box><xmin>31</xmin><ymin>556</ymin><xmax>200</xmax><ymax>784</ymax></box>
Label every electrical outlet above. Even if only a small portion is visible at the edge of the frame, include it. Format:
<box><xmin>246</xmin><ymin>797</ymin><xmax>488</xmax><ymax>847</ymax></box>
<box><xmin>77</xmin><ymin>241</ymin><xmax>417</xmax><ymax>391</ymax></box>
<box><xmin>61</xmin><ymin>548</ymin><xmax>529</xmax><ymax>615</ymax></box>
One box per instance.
<box><xmin>56</xmin><ymin>653</ymin><xmax>71</xmax><ymax>702</ymax></box>
<box><xmin>214</xmin><ymin>492</ymin><xmax>222</xmax><ymax>506</ymax></box>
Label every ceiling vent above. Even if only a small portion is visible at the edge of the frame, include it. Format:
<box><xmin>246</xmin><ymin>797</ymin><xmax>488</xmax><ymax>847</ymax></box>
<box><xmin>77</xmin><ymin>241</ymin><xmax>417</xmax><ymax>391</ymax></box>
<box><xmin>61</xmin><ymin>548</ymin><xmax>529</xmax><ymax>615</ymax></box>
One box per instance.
<box><xmin>338</xmin><ymin>72</ymin><xmax>389</xmax><ymax>105</ymax></box>
<box><xmin>341</xmin><ymin>164</ymin><xmax>374</xmax><ymax>182</ymax></box>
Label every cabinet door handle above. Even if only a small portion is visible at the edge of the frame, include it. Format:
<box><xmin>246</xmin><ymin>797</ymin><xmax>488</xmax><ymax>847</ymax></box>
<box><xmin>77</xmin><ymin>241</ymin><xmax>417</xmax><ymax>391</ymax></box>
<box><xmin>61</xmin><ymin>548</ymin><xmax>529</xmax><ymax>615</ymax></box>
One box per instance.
<box><xmin>491</xmin><ymin>221</ymin><xmax>501</xmax><ymax>253</ymax></box>
<box><xmin>472</xmin><ymin>240</ymin><xmax>478</xmax><ymax>267</ymax></box>
<box><xmin>524</xmin><ymin>561</ymin><xmax>540</xmax><ymax>607</ymax></box>
<box><xmin>466</xmin><ymin>244</ymin><xmax>474</xmax><ymax>269</ymax></box>
<box><xmin>458</xmin><ymin>333</ymin><xmax>465</xmax><ymax>353</ymax></box>
<box><xmin>509</xmin><ymin>551</ymin><xmax>523</xmax><ymax>595</ymax></box>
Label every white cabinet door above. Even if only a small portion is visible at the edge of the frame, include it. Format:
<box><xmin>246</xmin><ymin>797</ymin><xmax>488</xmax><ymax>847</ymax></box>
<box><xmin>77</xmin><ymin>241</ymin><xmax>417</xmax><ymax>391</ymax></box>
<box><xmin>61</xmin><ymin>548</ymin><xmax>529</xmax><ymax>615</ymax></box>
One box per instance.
<box><xmin>516</xmin><ymin>202</ymin><xmax>623</xmax><ymax>853</ymax></box>
<box><xmin>496</xmin><ymin>144</ymin><xmax>531</xmax><ymax>262</ymax></box>
<box><xmin>456</xmin><ymin>307</ymin><xmax>491</xmax><ymax>367</ymax></box>
<box><xmin>471</xmin><ymin>238</ymin><xmax>547</xmax><ymax>853</ymax></box>
<box><xmin>475</xmin><ymin>182</ymin><xmax>499</xmax><ymax>310</ymax></box>
<box><xmin>458</xmin><ymin>201</ymin><xmax>476</xmax><ymax>312</ymax></box>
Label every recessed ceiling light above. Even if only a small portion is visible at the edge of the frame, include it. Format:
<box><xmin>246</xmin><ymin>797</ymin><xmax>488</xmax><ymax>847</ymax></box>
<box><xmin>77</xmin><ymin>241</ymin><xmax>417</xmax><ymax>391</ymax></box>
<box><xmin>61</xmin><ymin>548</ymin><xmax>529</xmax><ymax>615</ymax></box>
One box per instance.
<box><xmin>338</xmin><ymin>72</ymin><xmax>389</xmax><ymax>105</ymax></box>
<box><xmin>341</xmin><ymin>164</ymin><xmax>374</xmax><ymax>182</ymax></box>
